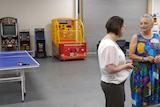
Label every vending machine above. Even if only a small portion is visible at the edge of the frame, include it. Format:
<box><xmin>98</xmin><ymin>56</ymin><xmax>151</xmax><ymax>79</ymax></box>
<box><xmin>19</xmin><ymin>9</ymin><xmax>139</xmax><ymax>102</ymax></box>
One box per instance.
<box><xmin>35</xmin><ymin>28</ymin><xmax>46</xmax><ymax>58</ymax></box>
<box><xmin>52</xmin><ymin>18</ymin><xmax>86</xmax><ymax>60</ymax></box>
<box><xmin>0</xmin><ymin>17</ymin><xmax>19</xmax><ymax>51</ymax></box>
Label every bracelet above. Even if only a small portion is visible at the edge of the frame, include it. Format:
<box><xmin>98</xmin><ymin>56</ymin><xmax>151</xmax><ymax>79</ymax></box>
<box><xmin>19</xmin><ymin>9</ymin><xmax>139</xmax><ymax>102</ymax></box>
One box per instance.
<box><xmin>142</xmin><ymin>57</ymin><xmax>144</xmax><ymax>62</ymax></box>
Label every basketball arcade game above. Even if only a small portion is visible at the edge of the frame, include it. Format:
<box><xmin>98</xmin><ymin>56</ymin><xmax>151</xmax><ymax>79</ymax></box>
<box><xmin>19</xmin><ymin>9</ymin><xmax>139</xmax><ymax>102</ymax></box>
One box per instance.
<box><xmin>0</xmin><ymin>17</ymin><xmax>19</xmax><ymax>51</ymax></box>
<box><xmin>52</xmin><ymin>18</ymin><xmax>86</xmax><ymax>60</ymax></box>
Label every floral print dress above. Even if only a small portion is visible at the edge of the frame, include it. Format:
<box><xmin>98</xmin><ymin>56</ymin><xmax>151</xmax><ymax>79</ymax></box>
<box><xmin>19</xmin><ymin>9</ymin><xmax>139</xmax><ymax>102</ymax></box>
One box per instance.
<box><xmin>130</xmin><ymin>33</ymin><xmax>160</xmax><ymax>107</ymax></box>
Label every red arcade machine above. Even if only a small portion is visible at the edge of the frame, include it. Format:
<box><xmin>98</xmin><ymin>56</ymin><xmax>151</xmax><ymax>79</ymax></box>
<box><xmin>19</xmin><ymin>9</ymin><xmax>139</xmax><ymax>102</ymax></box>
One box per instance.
<box><xmin>52</xmin><ymin>18</ymin><xmax>86</xmax><ymax>60</ymax></box>
<box><xmin>0</xmin><ymin>17</ymin><xmax>19</xmax><ymax>51</ymax></box>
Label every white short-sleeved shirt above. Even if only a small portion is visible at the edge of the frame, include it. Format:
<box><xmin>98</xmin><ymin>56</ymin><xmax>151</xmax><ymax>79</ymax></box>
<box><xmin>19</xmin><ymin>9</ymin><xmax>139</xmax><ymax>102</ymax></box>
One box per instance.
<box><xmin>98</xmin><ymin>39</ymin><xmax>130</xmax><ymax>84</ymax></box>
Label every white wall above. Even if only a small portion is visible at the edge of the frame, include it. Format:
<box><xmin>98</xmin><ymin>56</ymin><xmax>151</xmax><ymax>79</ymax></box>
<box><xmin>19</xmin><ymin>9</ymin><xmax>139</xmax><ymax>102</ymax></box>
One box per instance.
<box><xmin>83</xmin><ymin>0</ymin><xmax>147</xmax><ymax>53</ymax></box>
<box><xmin>152</xmin><ymin>0</ymin><xmax>160</xmax><ymax>14</ymax></box>
<box><xmin>0</xmin><ymin>0</ymin><xmax>148</xmax><ymax>55</ymax></box>
<box><xmin>150</xmin><ymin>0</ymin><xmax>160</xmax><ymax>34</ymax></box>
<box><xmin>0</xmin><ymin>0</ymin><xmax>75</xmax><ymax>56</ymax></box>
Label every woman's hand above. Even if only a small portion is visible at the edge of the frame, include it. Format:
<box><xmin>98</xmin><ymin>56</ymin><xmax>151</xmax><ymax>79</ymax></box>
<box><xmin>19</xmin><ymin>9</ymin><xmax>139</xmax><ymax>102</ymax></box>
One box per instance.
<box><xmin>145</xmin><ymin>56</ymin><xmax>154</xmax><ymax>63</ymax></box>
<box><xmin>154</xmin><ymin>55</ymin><xmax>160</xmax><ymax>63</ymax></box>
<box><xmin>125</xmin><ymin>62</ymin><xmax>134</xmax><ymax>69</ymax></box>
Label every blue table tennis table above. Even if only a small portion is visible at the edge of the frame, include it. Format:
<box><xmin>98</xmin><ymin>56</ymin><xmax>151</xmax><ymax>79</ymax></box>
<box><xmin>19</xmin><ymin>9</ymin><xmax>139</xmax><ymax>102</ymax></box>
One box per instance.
<box><xmin>0</xmin><ymin>51</ymin><xmax>40</xmax><ymax>102</ymax></box>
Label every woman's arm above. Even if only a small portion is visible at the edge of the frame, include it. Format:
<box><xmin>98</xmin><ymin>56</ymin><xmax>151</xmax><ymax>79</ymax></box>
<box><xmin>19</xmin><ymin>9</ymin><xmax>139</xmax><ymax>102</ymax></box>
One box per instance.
<box><xmin>106</xmin><ymin>63</ymin><xmax>134</xmax><ymax>74</ymax></box>
<box><xmin>128</xmin><ymin>34</ymin><xmax>144</xmax><ymax>62</ymax></box>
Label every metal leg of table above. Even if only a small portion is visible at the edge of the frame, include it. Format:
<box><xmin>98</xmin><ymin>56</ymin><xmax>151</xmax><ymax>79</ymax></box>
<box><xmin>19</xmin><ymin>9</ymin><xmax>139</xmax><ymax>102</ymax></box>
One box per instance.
<box><xmin>21</xmin><ymin>70</ymin><xmax>26</xmax><ymax>102</ymax></box>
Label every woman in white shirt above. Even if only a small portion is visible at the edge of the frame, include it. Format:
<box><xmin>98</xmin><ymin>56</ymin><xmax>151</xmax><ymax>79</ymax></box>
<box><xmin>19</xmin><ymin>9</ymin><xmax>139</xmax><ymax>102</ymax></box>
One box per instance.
<box><xmin>98</xmin><ymin>16</ymin><xmax>134</xmax><ymax>107</ymax></box>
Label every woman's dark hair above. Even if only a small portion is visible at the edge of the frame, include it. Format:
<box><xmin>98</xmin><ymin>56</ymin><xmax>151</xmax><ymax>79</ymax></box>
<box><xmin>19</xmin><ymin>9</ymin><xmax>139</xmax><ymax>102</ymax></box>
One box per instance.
<box><xmin>105</xmin><ymin>16</ymin><xmax>124</xmax><ymax>36</ymax></box>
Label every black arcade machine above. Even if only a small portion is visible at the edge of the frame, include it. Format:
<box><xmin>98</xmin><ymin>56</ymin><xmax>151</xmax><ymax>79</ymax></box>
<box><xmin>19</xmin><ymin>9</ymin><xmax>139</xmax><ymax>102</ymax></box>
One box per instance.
<box><xmin>35</xmin><ymin>28</ymin><xmax>46</xmax><ymax>58</ymax></box>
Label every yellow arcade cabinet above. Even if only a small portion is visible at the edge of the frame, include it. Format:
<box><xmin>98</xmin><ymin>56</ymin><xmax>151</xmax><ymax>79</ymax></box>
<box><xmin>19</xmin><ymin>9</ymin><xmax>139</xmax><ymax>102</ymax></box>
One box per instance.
<box><xmin>52</xmin><ymin>18</ymin><xmax>86</xmax><ymax>60</ymax></box>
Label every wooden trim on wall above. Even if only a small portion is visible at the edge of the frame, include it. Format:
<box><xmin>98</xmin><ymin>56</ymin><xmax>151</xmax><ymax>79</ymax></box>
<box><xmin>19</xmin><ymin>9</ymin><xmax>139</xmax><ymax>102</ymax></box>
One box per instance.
<box><xmin>78</xmin><ymin>0</ymin><xmax>83</xmax><ymax>20</ymax></box>
<box><xmin>147</xmin><ymin>0</ymin><xmax>152</xmax><ymax>14</ymax></box>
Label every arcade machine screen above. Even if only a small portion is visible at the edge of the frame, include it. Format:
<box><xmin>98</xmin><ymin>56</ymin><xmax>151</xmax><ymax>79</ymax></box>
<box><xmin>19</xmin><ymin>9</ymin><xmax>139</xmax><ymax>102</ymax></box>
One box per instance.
<box><xmin>36</xmin><ymin>31</ymin><xmax>44</xmax><ymax>40</ymax></box>
<box><xmin>20</xmin><ymin>32</ymin><xmax>29</xmax><ymax>40</ymax></box>
<box><xmin>3</xmin><ymin>25</ymin><xmax>16</xmax><ymax>36</ymax></box>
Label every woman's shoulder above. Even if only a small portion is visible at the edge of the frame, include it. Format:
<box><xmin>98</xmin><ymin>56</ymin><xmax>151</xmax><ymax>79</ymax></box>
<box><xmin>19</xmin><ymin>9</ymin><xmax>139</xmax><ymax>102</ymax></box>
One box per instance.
<box><xmin>99</xmin><ymin>39</ymin><xmax>116</xmax><ymax>49</ymax></box>
<box><xmin>101</xmin><ymin>39</ymin><xmax>115</xmax><ymax>44</ymax></box>
<box><xmin>132</xmin><ymin>33</ymin><xmax>138</xmax><ymax>38</ymax></box>
<box><xmin>130</xmin><ymin>33</ymin><xmax>138</xmax><ymax>41</ymax></box>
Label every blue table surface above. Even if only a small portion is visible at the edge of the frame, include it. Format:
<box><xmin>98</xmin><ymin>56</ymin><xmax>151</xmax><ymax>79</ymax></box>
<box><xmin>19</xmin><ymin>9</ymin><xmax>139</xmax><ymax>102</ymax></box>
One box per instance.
<box><xmin>0</xmin><ymin>51</ymin><xmax>39</xmax><ymax>68</ymax></box>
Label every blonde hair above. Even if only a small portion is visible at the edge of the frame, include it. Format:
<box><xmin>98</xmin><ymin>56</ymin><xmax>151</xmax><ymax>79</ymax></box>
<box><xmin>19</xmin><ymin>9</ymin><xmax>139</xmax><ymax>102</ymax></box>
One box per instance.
<box><xmin>141</xmin><ymin>14</ymin><xmax>154</xmax><ymax>23</ymax></box>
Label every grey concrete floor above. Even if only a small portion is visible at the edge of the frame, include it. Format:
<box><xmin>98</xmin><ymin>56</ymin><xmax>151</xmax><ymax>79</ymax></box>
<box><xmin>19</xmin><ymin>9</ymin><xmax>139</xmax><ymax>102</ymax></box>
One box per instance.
<box><xmin>0</xmin><ymin>54</ymin><xmax>154</xmax><ymax>107</ymax></box>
